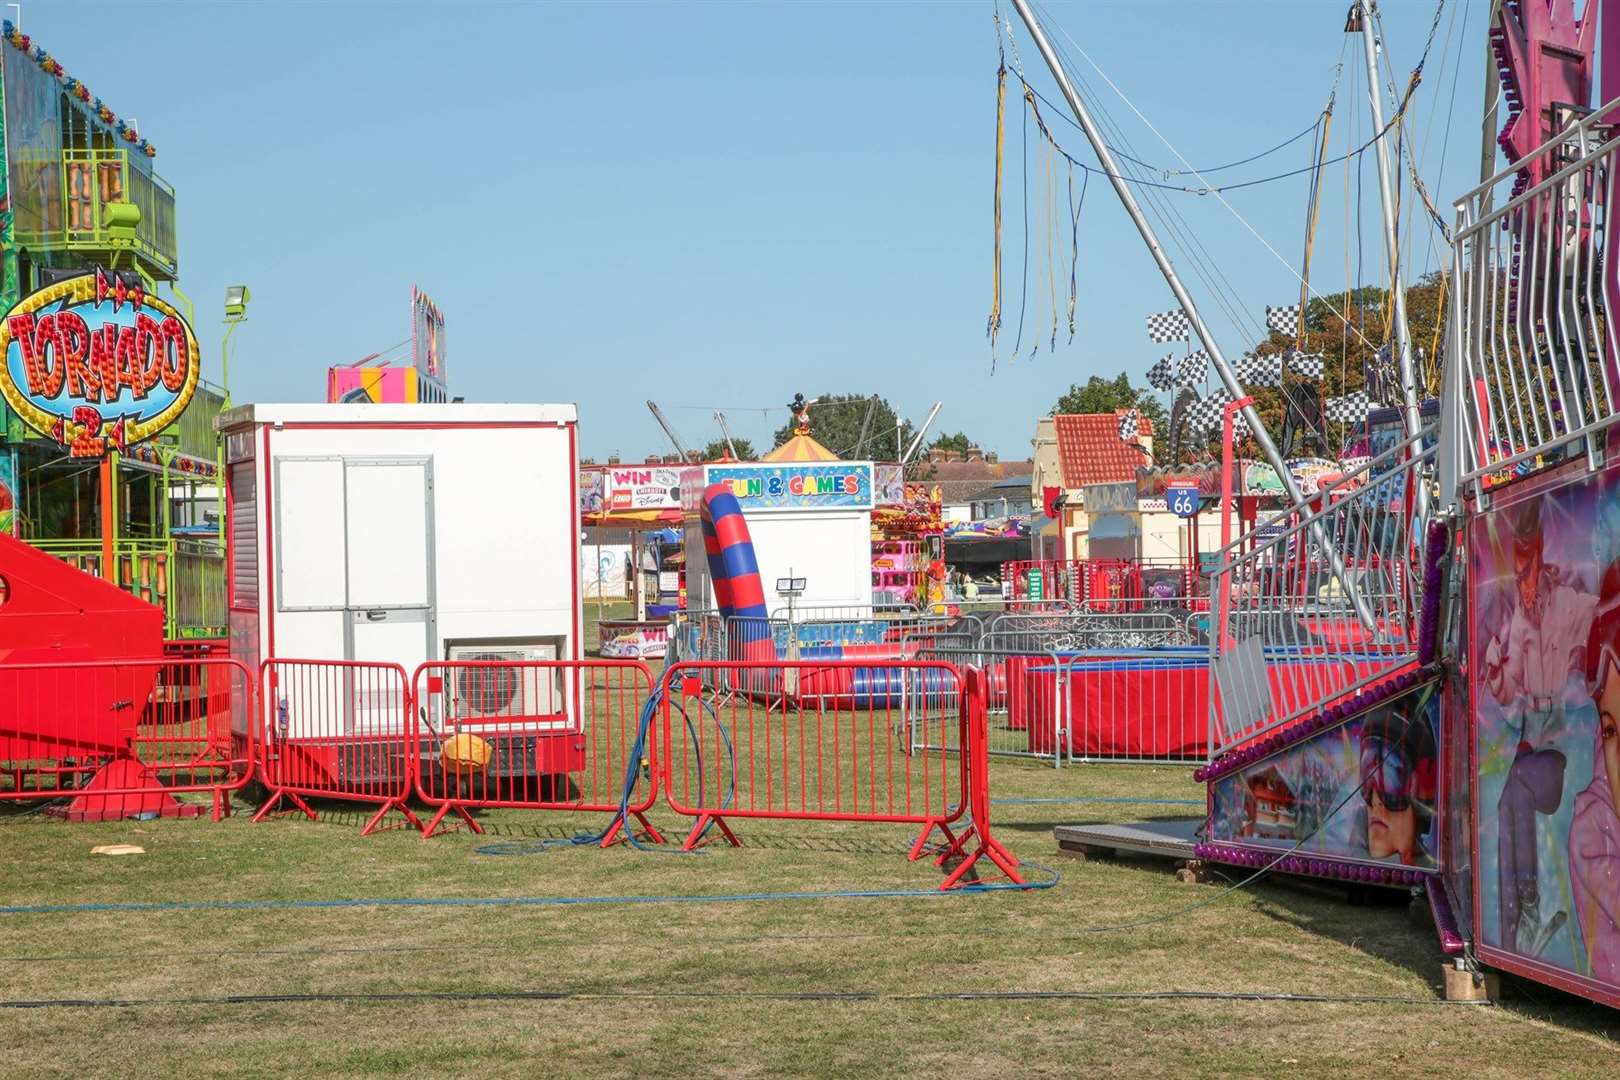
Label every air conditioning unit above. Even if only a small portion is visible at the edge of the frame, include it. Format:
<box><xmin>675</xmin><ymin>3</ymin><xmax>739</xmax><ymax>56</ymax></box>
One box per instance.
<box><xmin>443</xmin><ymin>642</ymin><xmax>568</xmax><ymax>731</ymax></box>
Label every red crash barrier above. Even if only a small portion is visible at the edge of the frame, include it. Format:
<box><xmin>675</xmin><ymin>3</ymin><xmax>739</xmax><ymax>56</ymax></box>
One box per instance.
<box><xmin>254</xmin><ymin>659</ymin><xmax>420</xmax><ymax>836</ymax></box>
<box><xmin>0</xmin><ymin>656</ymin><xmax>254</xmax><ymax>821</ymax></box>
<box><xmin>411</xmin><ymin>659</ymin><xmax>660</xmax><ymax>842</ymax></box>
<box><xmin>659</xmin><ymin>659</ymin><xmax>968</xmax><ymax>863</ymax></box>
<box><xmin>933</xmin><ymin>665</ymin><xmax>1023</xmax><ymax>889</ymax></box>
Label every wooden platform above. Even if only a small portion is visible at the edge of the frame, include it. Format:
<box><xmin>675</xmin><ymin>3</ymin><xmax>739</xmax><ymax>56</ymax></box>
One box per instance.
<box><xmin>1054</xmin><ymin>818</ymin><xmax>1201</xmax><ymax>861</ymax></box>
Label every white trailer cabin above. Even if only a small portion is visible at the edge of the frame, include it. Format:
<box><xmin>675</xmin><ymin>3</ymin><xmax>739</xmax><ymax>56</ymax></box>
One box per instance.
<box><xmin>220</xmin><ymin>404</ymin><xmax>582</xmax><ymax>763</ymax></box>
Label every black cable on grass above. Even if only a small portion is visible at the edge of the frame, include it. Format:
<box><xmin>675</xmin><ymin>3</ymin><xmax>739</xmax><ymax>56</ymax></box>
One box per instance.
<box><xmin>0</xmin><ymin>987</ymin><xmax>1491</xmax><ymax>1011</ymax></box>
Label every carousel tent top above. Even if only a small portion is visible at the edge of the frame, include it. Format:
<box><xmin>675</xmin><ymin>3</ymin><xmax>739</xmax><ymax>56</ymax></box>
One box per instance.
<box><xmin>762</xmin><ymin>432</ymin><xmax>841</xmax><ymax>463</ymax></box>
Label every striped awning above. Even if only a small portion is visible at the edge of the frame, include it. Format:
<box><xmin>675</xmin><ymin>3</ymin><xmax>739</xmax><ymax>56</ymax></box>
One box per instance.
<box><xmin>762</xmin><ymin>434</ymin><xmax>840</xmax><ymax>462</ymax></box>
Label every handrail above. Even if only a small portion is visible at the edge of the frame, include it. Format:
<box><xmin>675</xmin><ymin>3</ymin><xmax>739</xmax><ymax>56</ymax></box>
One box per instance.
<box><xmin>1451</xmin><ymin>92</ymin><xmax>1620</xmax><ymax>210</ymax></box>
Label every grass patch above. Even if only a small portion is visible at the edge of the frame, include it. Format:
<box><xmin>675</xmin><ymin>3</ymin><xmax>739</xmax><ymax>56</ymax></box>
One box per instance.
<box><xmin>1</xmin><ymin>751</ymin><xmax>1617</xmax><ymax>1076</ymax></box>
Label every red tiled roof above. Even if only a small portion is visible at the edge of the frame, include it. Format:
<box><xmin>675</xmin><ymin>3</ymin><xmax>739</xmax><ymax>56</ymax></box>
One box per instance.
<box><xmin>1054</xmin><ymin>412</ymin><xmax>1153</xmax><ymax>489</ymax></box>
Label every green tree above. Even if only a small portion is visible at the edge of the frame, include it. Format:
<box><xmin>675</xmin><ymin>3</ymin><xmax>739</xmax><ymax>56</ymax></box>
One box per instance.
<box><xmin>699</xmin><ymin>436</ymin><xmax>755</xmax><ymax>461</ymax></box>
<box><xmin>772</xmin><ymin>393</ymin><xmax>914</xmax><ymax>460</ymax></box>
<box><xmin>1165</xmin><ymin>273</ymin><xmax>1450</xmax><ymax>464</ymax></box>
<box><xmin>1052</xmin><ymin>372</ymin><xmax>1169</xmax><ymax>435</ymax></box>
<box><xmin>929</xmin><ymin>431</ymin><xmax>976</xmax><ymax>455</ymax></box>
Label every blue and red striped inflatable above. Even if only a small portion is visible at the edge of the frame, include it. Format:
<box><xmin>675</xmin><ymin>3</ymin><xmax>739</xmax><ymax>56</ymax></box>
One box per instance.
<box><xmin>700</xmin><ymin>484</ymin><xmax>775</xmax><ymax>662</ymax></box>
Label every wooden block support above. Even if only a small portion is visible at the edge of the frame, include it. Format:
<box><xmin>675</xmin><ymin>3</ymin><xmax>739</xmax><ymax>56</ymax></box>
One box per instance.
<box><xmin>1441</xmin><ymin>963</ymin><xmax>1499</xmax><ymax>1002</ymax></box>
<box><xmin>1175</xmin><ymin>859</ymin><xmax>1214</xmax><ymax>884</ymax></box>
<box><xmin>1055</xmin><ymin>839</ymin><xmax>1100</xmax><ymax>862</ymax></box>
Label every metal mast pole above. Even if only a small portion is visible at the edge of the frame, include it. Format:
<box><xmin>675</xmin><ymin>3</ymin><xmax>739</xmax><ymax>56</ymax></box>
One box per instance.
<box><xmin>1008</xmin><ymin>0</ymin><xmax>1304</xmax><ymax>507</ymax></box>
<box><xmin>1007</xmin><ymin>0</ymin><xmax>1374</xmax><ymax>626</ymax></box>
<box><xmin>1356</xmin><ymin>2</ymin><xmax>1424</xmax><ymax>449</ymax></box>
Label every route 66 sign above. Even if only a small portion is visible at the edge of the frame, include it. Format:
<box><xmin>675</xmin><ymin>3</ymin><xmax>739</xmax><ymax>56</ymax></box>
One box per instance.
<box><xmin>1167</xmin><ymin>485</ymin><xmax>1201</xmax><ymax>518</ymax></box>
<box><xmin>1</xmin><ymin>269</ymin><xmax>199</xmax><ymax>457</ymax></box>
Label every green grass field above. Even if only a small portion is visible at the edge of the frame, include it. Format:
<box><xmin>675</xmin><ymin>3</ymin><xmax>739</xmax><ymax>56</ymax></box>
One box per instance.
<box><xmin>3</xmin><ymin>756</ymin><xmax>1618</xmax><ymax>1077</ymax></box>
<box><xmin>0</xmin><ymin>604</ymin><xmax>1615</xmax><ymax>1076</ymax></box>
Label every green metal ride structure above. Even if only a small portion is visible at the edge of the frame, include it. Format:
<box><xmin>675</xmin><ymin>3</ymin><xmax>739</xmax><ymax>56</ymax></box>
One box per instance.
<box><xmin>0</xmin><ymin>23</ymin><xmax>226</xmax><ymax>640</ymax></box>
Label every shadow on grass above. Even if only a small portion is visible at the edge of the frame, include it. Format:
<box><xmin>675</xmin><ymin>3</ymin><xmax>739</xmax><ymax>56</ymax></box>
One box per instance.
<box><xmin>1247</xmin><ymin>875</ymin><xmax>1620</xmax><ymax>1033</ymax></box>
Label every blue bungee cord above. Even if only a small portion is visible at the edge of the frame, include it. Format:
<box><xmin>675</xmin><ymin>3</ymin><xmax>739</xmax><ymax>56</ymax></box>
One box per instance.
<box><xmin>474</xmin><ymin>682</ymin><xmax>736</xmax><ymax>856</ymax></box>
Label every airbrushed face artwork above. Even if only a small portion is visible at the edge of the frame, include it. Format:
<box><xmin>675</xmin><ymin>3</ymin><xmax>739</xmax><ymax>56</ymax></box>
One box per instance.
<box><xmin>1209</xmin><ymin>685</ymin><xmax>1440</xmax><ymax>870</ymax></box>
<box><xmin>0</xmin><ymin>270</ymin><xmax>199</xmax><ymax>457</ymax></box>
<box><xmin>1470</xmin><ymin>462</ymin><xmax>1620</xmax><ymax>993</ymax></box>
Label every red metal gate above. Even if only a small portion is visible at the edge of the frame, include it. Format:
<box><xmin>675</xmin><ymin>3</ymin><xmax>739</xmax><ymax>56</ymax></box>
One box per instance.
<box><xmin>410</xmin><ymin>658</ymin><xmax>660</xmax><ymax>842</ymax></box>
<box><xmin>254</xmin><ymin>659</ymin><xmax>419</xmax><ymax>836</ymax></box>
<box><xmin>658</xmin><ymin>659</ymin><xmax>969</xmax><ymax>862</ymax></box>
<box><xmin>0</xmin><ymin>656</ymin><xmax>254</xmax><ymax>821</ymax></box>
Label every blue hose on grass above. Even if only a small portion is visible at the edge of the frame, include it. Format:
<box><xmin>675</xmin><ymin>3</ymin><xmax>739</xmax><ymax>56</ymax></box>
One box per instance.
<box><xmin>0</xmin><ymin>862</ymin><xmax>1060</xmax><ymax>917</ymax></box>
<box><xmin>474</xmin><ymin>683</ymin><xmax>736</xmax><ymax>856</ymax></box>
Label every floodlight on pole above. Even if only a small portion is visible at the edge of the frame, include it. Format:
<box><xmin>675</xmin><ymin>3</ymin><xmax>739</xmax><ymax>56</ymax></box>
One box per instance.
<box><xmin>221</xmin><ymin>284</ymin><xmax>251</xmax><ymax>407</ymax></box>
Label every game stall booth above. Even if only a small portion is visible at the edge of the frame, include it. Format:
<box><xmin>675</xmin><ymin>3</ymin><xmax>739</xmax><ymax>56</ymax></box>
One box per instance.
<box><xmin>677</xmin><ymin>404</ymin><xmax>957</xmax><ymax>692</ymax></box>
<box><xmin>871</xmin><ymin>465</ymin><xmax>944</xmax><ymax>610</ymax></box>
<box><xmin>579</xmin><ymin>462</ymin><xmax>685</xmax><ymax>659</ymax></box>
<box><xmin>682</xmin><ymin>420</ymin><xmax>877</xmax><ymax>624</ymax></box>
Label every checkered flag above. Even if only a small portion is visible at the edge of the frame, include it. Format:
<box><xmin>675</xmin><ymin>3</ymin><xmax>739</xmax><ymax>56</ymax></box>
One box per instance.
<box><xmin>1175</xmin><ymin>350</ymin><xmax>1208</xmax><ymax>388</ymax></box>
<box><xmin>1146</xmin><ymin>353</ymin><xmax>1175</xmax><ymax>392</ymax></box>
<box><xmin>1265</xmin><ymin>303</ymin><xmax>1302</xmax><ymax>337</ymax></box>
<box><xmin>1146</xmin><ymin>309</ymin><xmax>1190</xmax><ymax>343</ymax></box>
<box><xmin>1251</xmin><ymin>352</ymin><xmax>1282</xmax><ymax>387</ymax></box>
<box><xmin>1326</xmin><ymin>390</ymin><xmax>1372</xmax><ymax>423</ymax></box>
<box><xmin>1289</xmin><ymin>350</ymin><xmax>1325</xmax><ymax>379</ymax></box>
<box><xmin>1117</xmin><ymin>409</ymin><xmax>1141</xmax><ymax>443</ymax></box>
<box><xmin>1235</xmin><ymin>351</ymin><xmax>1282</xmax><ymax>387</ymax></box>
<box><xmin>1182</xmin><ymin>395</ymin><xmax>1223</xmax><ymax>438</ymax></box>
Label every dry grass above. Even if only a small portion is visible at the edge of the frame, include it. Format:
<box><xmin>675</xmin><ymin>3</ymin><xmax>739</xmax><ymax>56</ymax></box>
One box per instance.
<box><xmin>0</xmin><ymin>604</ymin><xmax>1614</xmax><ymax>1075</ymax></box>
<box><xmin>2</xmin><ymin>752</ymin><xmax>1617</xmax><ymax>1078</ymax></box>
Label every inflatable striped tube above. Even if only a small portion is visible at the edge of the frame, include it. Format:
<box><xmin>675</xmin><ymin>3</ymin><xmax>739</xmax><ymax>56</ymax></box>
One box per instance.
<box><xmin>700</xmin><ymin>484</ymin><xmax>775</xmax><ymax>664</ymax></box>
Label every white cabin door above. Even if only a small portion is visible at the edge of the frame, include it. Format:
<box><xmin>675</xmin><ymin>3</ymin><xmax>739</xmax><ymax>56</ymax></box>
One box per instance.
<box><xmin>343</xmin><ymin>459</ymin><xmax>434</xmax><ymax>733</ymax></box>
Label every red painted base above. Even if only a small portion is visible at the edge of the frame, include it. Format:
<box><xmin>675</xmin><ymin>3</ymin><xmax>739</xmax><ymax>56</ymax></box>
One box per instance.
<box><xmin>48</xmin><ymin>757</ymin><xmax>205</xmax><ymax>822</ymax></box>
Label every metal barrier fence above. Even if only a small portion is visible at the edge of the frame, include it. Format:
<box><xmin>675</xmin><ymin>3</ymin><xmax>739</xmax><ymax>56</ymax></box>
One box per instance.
<box><xmin>254</xmin><ymin>659</ymin><xmax>420</xmax><ymax>836</ymax></box>
<box><xmin>411</xmin><ymin>658</ymin><xmax>659</xmax><ymax>842</ymax></box>
<box><xmin>935</xmin><ymin>665</ymin><xmax>1023</xmax><ymax>889</ymax></box>
<box><xmin>1446</xmin><ymin>95</ymin><xmax>1619</xmax><ymax>497</ymax></box>
<box><xmin>1001</xmin><ymin>558</ymin><xmax>1203</xmax><ymax>609</ymax></box>
<box><xmin>1206</xmin><ymin>433</ymin><xmax>1432</xmax><ymax>754</ymax></box>
<box><xmin>658</xmin><ymin>659</ymin><xmax>968</xmax><ymax>861</ymax></box>
<box><xmin>0</xmin><ymin>656</ymin><xmax>253</xmax><ymax>821</ymax></box>
<box><xmin>982</xmin><ymin>605</ymin><xmax>1199</xmax><ymax>654</ymax></box>
<box><xmin>1055</xmin><ymin>651</ymin><xmax>1215</xmax><ymax>764</ymax></box>
<box><xmin>0</xmin><ymin>654</ymin><xmax>1026</xmax><ymax>886</ymax></box>
<box><xmin>909</xmin><ymin>646</ymin><xmax>1067</xmax><ymax>765</ymax></box>
<box><xmin>910</xmin><ymin>645</ymin><xmax>1216</xmax><ymax>766</ymax></box>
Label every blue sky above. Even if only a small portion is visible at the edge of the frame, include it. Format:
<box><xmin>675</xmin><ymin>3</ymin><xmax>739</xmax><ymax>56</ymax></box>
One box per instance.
<box><xmin>38</xmin><ymin>0</ymin><xmax>1487</xmax><ymax>460</ymax></box>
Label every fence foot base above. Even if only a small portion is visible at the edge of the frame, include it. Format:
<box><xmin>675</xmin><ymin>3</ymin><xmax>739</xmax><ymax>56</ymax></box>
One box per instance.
<box><xmin>421</xmin><ymin>803</ymin><xmax>483</xmax><ymax>839</ymax></box>
<box><xmin>909</xmin><ymin>820</ymin><xmax>957</xmax><ymax>862</ymax></box>
<box><xmin>602</xmin><ymin>811</ymin><xmax>664</xmax><ymax>848</ymax></box>
<box><xmin>360</xmin><ymin>799</ymin><xmax>424</xmax><ymax>837</ymax></box>
<box><xmin>939</xmin><ymin>827</ymin><xmax>1027</xmax><ymax>891</ymax></box>
<box><xmin>250</xmin><ymin>789</ymin><xmax>316</xmax><ymax>824</ymax></box>
<box><xmin>634</xmin><ymin>812</ymin><xmax>665</xmax><ymax>845</ymax></box>
<box><xmin>682</xmin><ymin>814</ymin><xmax>741</xmax><ymax>851</ymax></box>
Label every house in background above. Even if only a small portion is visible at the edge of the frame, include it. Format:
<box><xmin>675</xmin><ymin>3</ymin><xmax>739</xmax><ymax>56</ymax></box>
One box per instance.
<box><xmin>1029</xmin><ymin>412</ymin><xmax>1154</xmax><ymax>561</ymax></box>
<box><xmin>922</xmin><ymin>446</ymin><xmax>1033</xmax><ymax>524</ymax></box>
<box><xmin>967</xmin><ymin>474</ymin><xmax>1034</xmax><ymax>521</ymax></box>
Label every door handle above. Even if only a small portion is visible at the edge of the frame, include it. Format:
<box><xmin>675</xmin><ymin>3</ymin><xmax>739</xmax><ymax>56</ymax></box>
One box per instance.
<box><xmin>365</xmin><ymin>609</ymin><xmax>387</xmax><ymax>621</ymax></box>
